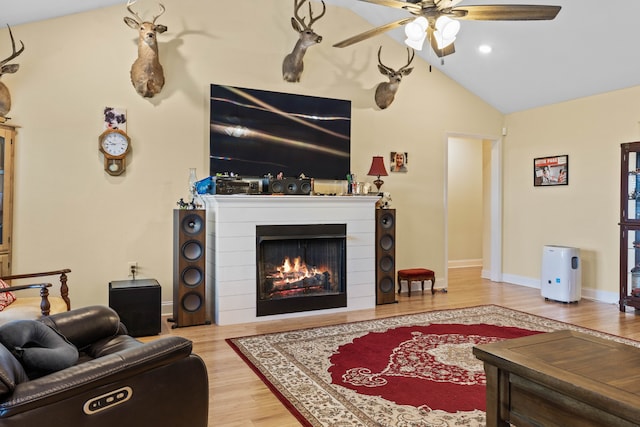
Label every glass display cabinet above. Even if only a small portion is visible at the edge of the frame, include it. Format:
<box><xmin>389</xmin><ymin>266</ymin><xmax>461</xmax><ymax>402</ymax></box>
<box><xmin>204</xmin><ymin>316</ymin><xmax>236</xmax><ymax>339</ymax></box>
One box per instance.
<box><xmin>0</xmin><ymin>125</ymin><xmax>16</xmax><ymax>277</ymax></box>
<box><xmin>620</xmin><ymin>141</ymin><xmax>640</xmax><ymax>311</ymax></box>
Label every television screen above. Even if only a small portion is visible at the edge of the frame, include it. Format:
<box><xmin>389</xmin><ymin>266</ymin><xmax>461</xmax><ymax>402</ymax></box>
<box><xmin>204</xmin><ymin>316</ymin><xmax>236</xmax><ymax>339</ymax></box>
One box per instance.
<box><xmin>209</xmin><ymin>84</ymin><xmax>351</xmax><ymax>180</ymax></box>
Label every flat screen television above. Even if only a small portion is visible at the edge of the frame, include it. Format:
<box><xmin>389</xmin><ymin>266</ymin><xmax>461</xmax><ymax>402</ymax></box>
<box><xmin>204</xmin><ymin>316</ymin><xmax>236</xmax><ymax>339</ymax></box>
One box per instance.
<box><xmin>209</xmin><ymin>84</ymin><xmax>351</xmax><ymax>180</ymax></box>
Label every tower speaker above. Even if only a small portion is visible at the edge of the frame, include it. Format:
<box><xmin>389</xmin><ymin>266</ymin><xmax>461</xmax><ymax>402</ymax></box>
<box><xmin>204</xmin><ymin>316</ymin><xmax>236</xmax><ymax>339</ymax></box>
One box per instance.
<box><xmin>375</xmin><ymin>208</ymin><xmax>396</xmax><ymax>305</ymax></box>
<box><xmin>172</xmin><ymin>209</ymin><xmax>210</xmax><ymax>327</ymax></box>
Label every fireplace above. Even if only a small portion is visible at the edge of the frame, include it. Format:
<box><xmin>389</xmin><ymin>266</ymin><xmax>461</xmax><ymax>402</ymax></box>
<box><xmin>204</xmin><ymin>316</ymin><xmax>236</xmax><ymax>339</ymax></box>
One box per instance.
<box><xmin>256</xmin><ymin>224</ymin><xmax>347</xmax><ymax>316</ymax></box>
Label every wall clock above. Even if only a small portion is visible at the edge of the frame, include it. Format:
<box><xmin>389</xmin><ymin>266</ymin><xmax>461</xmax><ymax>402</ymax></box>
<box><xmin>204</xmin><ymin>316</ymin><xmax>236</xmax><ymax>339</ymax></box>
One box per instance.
<box><xmin>98</xmin><ymin>128</ymin><xmax>131</xmax><ymax>176</ymax></box>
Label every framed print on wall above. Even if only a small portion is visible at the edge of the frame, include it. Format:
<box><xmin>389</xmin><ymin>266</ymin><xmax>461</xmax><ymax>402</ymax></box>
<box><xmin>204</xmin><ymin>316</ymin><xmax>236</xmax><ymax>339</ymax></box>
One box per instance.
<box><xmin>534</xmin><ymin>155</ymin><xmax>568</xmax><ymax>186</ymax></box>
<box><xmin>390</xmin><ymin>151</ymin><xmax>408</xmax><ymax>172</ymax></box>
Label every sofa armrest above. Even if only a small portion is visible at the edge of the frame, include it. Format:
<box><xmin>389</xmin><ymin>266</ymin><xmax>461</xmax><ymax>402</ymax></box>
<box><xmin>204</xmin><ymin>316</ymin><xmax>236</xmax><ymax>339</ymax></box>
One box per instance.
<box><xmin>0</xmin><ymin>336</ymin><xmax>194</xmax><ymax>416</ymax></box>
<box><xmin>38</xmin><ymin>306</ymin><xmax>122</xmax><ymax>350</ymax></box>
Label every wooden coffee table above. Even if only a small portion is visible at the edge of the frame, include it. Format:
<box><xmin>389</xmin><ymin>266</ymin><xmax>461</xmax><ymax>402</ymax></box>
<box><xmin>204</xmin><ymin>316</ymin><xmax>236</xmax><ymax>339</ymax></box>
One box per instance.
<box><xmin>473</xmin><ymin>329</ymin><xmax>640</xmax><ymax>427</ymax></box>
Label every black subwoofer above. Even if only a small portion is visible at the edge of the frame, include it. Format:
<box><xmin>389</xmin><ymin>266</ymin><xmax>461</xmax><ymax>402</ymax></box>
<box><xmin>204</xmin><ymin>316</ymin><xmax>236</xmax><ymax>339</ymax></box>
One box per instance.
<box><xmin>172</xmin><ymin>209</ymin><xmax>210</xmax><ymax>328</ymax></box>
<box><xmin>109</xmin><ymin>279</ymin><xmax>161</xmax><ymax>337</ymax></box>
<box><xmin>375</xmin><ymin>208</ymin><xmax>396</xmax><ymax>305</ymax></box>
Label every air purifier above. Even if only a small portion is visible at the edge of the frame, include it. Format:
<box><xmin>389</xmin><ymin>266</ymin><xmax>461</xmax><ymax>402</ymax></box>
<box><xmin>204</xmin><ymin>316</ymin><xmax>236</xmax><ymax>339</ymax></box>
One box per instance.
<box><xmin>541</xmin><ymin>245</ymin><xmax>581</xmax><ymax>303</ymax></box>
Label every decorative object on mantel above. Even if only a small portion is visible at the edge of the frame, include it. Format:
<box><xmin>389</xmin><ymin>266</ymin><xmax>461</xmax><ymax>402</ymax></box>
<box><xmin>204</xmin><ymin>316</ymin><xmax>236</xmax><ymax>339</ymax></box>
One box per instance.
<box><xmin>374</xmin><ymin>46</ymin><xmax>414</xmax><ymax>109</ymax></box>
<box><xmin>376</xmin><ymin>192</ymin><xmax>392</xmax><ymax>209</ymax></box>
<box><xmin>0</xmin><ymin>25</ymin><xmax>25</xmax><ymax>121</ymax></box>
<box><xmin>123</xmin><ymin>0</ymin><xmax>168</xmax><ymax>98</ymax></box>
<box><xmin>282</xmin><ymin>0</ymin><xmax>326</xmax><ymax>83</ymax></box>
<box><xmin>367</xmin><ymin>155</ymin><xmax>389</xmax><ymax>193</ymax></box>
<box><xmin>187</xmin><ymin>168</ymin><xmax>204</xmax><ymax>209</ymax></box>
<box><xmin>177</xmin><ymin>168</ymin><xmax>204</xmax><ymax>210</ymax></box>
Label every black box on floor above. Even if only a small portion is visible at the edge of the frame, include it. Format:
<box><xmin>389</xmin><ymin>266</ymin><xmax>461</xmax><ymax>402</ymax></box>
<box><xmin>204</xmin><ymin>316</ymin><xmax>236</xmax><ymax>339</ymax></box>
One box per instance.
<box><xmin>109</xmin><ymin>279</ymin><xmax>161</xmax><ymax>337</ymax></box>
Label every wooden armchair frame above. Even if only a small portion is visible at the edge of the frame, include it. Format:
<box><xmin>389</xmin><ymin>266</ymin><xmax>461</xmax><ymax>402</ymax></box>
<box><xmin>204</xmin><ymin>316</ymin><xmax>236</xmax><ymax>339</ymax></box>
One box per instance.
<box><xmin>0</xmin><ymin>269</ymin><xmax>71</xmax><ymax>316</ymax></box>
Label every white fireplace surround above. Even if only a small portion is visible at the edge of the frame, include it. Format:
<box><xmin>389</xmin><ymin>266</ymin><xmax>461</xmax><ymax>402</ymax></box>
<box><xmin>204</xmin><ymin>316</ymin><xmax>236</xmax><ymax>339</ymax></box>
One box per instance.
<box><xmin>202</xmin><ymin>194</ymin><xmax>379</xmax><ymax>325</ymax></box>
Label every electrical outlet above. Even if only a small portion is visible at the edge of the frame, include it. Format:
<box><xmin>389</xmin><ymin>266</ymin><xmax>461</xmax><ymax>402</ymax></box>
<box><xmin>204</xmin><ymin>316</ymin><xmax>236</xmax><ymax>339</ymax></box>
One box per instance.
<box><xmin>127</xmin><ymin>261</ymin><xmax>138</xmax><ymax>278</ymax></box>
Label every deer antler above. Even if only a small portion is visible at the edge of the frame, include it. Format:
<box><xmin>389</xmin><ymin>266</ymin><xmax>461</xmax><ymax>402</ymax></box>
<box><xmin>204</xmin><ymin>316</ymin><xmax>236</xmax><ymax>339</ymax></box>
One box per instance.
<box><xmin>306</xmin><ymin>0</ymin><xmax>326</xmax><ymax>28</ymax></box>
<box><xmin>293</xmin><ymin>0</ymin><xmax>326</xmax><ymax>30</ymax></box>
<box><xmin>126</xmin><ymin>0</ymin><xmax>143</xmax><ymax>24</ymax></box>
<box><xmin>377</xmin><ymin>46</ymin><xmax>394</xmax><ymax>74</ymax></box>
<box><xmin>152</xmin><ymin>4</ymin><xmax>166</xmax><ymax>24</ymax></box>
<box><xmin>0</xmin><ymin>25</ymin><xmax>24</xmax><ymax>68</ymax></box>
<box><xmin>398</xmin><ymin>48</ymin><xmax>415</xmax><ymax>73</ymax></box>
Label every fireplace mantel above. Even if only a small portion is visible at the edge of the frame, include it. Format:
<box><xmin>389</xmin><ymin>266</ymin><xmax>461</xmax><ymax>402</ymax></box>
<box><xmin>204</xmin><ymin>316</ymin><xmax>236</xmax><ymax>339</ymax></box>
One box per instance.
<box><xmin>202</xmin><ymin>194</ymin><xmax>379</xmax><ymax>325</ymax></box>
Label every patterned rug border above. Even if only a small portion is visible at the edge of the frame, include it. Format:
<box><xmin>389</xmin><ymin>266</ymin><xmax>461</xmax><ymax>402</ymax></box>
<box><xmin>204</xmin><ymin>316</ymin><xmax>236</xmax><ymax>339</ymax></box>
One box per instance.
<box><xmin>226</xmin><ymin>305</ymin><xmax>639</xmax><ymax>427</ymax></box>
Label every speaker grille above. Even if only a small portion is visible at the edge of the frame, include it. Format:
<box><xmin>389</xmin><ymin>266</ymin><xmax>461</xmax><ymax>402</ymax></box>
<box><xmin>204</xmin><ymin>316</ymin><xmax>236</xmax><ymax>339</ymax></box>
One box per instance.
<box><xmin>182</xmin><ymin>292</ymin><xmax>203</xmax><ymax>312</ymax></box>
<box><xmin>181</xmin><ymin>214</ymin><xmax>203</xmax><ymax>234</ymax></box>
<box><xmin>379</xmin><ymin>235</ymin><xmax>394</xmax><ymax>251</ymax></box>
<box><xmin>270</xmin><ymin>180</ymin><xmax>284</xmax><ymax>193</ymax></box>
<box><xmin>182</xmin><ymin>241</ymin><xmax>203</xmax><ymax>261</ymax></box>
<box><xmin>380</xmin><ymin>213</ymin><xmax>394</xmax><ymax>229</ymax></box>
<box><xmin>379</xmin><ymin>255</ymin><xmax>394</xmax><ymax>272</ymax></box>
<box><xmin>182</xmin><ymin>266</ymin><xmax>203</xmax><ymax>287</ymax></box>
<box><xmin>379</xmin><ymin>276</ymin><xmax>394</xmax><ymax>293</ymax></box>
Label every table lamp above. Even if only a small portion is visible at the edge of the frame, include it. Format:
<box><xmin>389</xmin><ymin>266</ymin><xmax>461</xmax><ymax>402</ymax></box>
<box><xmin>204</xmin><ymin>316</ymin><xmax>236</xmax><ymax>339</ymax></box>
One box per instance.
<box><xmin>367</xmin><ymin>156</ymin><xmax>389</xmax><ymax>192</ymax></box>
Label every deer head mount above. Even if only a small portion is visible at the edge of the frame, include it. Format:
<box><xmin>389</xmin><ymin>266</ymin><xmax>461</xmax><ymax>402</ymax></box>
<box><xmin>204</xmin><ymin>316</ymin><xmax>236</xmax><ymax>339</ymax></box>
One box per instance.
<box><xmin>374</xmin><ymin>46</ymin><xmax>414</xmax><ymax>110</ymax></box>
<box><xmin>0</xmin><ymin>25</ymin><xmax>24</xmax><ymax>119</ymax></box>
<box><xmin>124</xmin><ymin>1</ymin><xmax>168</xmax><ymax>98</ymax></box>
<box><xmin>282</xmin><ymin>0</ymin><xmax>326</xmax><ymax>83</ymax></box>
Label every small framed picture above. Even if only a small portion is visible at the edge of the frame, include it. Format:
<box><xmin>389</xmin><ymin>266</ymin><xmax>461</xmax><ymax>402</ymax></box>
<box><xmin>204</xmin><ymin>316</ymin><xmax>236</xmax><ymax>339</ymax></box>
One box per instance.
<box><xmin>390</xmin><ymin>151</ymin><xmax>408</xmax><ymax>173</ymax></box>
<box><xmin>534</xmin><ymin>155</ymin><xmax>568</xmax><ymax>186</ymax></box>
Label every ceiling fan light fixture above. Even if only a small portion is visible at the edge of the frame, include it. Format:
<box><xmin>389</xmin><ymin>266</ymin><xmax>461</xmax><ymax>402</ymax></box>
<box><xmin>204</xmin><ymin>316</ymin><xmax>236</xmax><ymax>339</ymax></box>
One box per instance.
<box><xmin>435</xmin><ymin>16</ymin><xmax>460</xmax><ymax>40</ymax></box>
<box><xmin>404</xmin><ymin>16</ymin><xmax>428</xmax><ymax>50</ymax></box>
<box><xmin>434</xmin><ymin>32</ymin><xmax>456</xmax><ymax>49</ymax></box>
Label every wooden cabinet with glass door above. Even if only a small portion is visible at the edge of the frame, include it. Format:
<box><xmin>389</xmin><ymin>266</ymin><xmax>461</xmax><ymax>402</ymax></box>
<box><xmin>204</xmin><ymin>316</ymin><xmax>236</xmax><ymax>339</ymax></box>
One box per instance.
<box><xmin>620</xmin><ymin>141</ymin><xmax>640</xmax><ymax>311</ymax></box>
<box><xmin>0</xmin><ymin>125</ymin><xmax>15</xmax><ymax>277</ymax></box>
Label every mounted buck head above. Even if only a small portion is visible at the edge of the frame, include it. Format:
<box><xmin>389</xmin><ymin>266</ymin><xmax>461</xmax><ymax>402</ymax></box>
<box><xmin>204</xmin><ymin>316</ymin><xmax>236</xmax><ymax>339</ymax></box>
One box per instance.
<box><xmin>0</xmin><ymin>25</ymin><xmax>24</xmax><ymax>119</ymax></box>
<box><xmin>282</xmin><ymin>0</ymin><xmax>326</xmax><ymax>83</ymax></box>
<box><xmin>374</xmin><ymin>47</ymin><xmax>415</xmax><ymax>110</ymax></box>
<box><xmin>124</xmin><ymin>0</ymin><xmax>168</xmax><ymax>98</ymax></box>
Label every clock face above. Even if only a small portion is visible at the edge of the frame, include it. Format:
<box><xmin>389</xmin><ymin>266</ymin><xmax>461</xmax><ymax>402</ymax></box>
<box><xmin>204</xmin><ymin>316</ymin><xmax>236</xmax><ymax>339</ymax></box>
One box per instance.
<box><xmin>101</xmin><ymin>132</ymin><xmax>129</xmax><ymax>156</ymax></box>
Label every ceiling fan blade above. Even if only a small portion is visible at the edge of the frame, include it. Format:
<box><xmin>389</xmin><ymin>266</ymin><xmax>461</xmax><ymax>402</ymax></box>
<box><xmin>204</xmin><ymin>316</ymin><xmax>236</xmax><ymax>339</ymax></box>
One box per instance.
<box><xmin>427</xmin><ymin>26</ymin><xmax>456</xmax><ymax>57</ymax></box>
<box><xmin>453</xmin><ymin>5</ymin><xmax>561</xmax><ymax>21</ymax></box>
<box><xmin>333</xmin><ymin>17</ymin><xmax>415</xmax><ymax>48</ymax></box>
<box><xmin>434</xmin><ymin>0</ymin><xmax>464</xmax><ymax>9</ymax></box>
<box><xmin>357</xmin><ymin>0</ymin><xmax>423</xmax><ymax>13</ymax></box>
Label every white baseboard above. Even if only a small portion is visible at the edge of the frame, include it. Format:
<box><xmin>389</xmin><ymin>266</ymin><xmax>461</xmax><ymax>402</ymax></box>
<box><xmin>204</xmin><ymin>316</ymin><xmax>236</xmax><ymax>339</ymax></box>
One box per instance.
<box><xmin>500</xmin><ymin>273</ymin><xmax>619</xmax><ymax>305</ymax></box>
<box><xmin>448</xmin><ymin>259</ymin><xmax>483</xmax><ymax>268</ymax></box>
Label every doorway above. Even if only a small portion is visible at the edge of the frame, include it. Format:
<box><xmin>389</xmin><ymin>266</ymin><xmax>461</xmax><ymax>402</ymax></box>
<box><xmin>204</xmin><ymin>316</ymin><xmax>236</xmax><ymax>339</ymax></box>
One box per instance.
<box><xmin>445</xmin><ymin>133</ymin><xmax>502</xmax><ymax>284</ymax></box>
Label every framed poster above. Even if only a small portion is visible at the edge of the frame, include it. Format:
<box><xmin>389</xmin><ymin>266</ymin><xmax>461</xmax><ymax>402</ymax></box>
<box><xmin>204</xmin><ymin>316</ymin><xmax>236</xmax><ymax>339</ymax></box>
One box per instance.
<box><xmin>534</xmin><ymin>155</ymin><xmax>568</xmax><ymax>186</ymax></box>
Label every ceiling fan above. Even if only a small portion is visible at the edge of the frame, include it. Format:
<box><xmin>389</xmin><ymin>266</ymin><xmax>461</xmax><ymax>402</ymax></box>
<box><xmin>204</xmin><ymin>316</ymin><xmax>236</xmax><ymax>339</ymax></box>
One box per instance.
<box><xmin>333</xmin><ymin>0</ymin><xmax>561</xmax><ymax>58</ymax></box>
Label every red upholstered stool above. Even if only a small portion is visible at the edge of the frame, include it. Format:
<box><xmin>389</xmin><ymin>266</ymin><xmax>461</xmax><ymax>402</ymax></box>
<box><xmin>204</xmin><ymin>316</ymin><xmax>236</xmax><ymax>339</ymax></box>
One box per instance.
<box><xmin>397</xmin><ymin>268</ymin><xmax>436</xmax><ymax>297</ymax></box>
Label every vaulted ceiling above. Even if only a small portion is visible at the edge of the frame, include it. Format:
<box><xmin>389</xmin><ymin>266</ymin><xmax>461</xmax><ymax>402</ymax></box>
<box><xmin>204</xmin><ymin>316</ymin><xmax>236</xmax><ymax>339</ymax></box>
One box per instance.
<box><xmin>1</xmin><ymin>0</ymin><xmax>639</xmax><ymax>113</ymax></box>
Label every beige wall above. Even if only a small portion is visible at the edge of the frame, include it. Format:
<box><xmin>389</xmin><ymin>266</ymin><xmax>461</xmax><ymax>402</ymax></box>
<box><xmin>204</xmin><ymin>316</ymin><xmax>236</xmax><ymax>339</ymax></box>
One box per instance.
<box><xmin>503</xmin><ymin>86</ymin><xmax>640</xmax><ymax>301</ymax></box>
<box><xmin>4</xmin><ymin>0</ymin><xmax>504</xmax><ymax>311</ymax></box>
<box><xmin>447</xmin><ymin>137</ymin><xmax>483</xmax><ymax>265</ymax></box>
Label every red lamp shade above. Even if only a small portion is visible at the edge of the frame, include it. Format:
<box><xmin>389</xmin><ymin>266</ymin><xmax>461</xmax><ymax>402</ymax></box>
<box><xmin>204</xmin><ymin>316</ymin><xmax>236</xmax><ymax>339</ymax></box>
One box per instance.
<box><xmin>367</xmin><ymin>156</ymin><xmax>388</xmax><ymax>191</ymax></box>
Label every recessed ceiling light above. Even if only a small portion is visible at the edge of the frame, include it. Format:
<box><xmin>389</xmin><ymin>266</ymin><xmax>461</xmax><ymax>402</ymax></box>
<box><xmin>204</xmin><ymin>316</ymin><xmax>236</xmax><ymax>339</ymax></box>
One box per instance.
<box><xmin>478</xmin><ymin>44</ymin><xmax>492</xmax><ymax>54</ymax></box>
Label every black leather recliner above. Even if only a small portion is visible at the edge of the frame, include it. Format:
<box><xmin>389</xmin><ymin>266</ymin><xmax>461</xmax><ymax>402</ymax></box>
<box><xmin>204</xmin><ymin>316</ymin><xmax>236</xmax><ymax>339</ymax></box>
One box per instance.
<box><xmin>0</xmin><ymin>305</ymin><xmax>208</xmax><ymax>426</ymax></box>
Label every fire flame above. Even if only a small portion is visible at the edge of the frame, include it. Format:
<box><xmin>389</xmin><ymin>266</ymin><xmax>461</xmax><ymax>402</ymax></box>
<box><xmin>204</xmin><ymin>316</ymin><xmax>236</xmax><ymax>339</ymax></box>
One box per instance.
<box><xmin>278</xmin><ymin>256</ymin><xmax>316</xmax><ymax>280</ymax></box>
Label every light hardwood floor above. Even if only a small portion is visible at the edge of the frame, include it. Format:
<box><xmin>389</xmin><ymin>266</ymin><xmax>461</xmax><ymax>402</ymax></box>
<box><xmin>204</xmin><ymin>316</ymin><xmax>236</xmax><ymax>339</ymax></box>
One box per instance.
<box><xmin>162</xmin><ymin>267</ymin><xmax>640</xmax><ymax>427</ymax></box>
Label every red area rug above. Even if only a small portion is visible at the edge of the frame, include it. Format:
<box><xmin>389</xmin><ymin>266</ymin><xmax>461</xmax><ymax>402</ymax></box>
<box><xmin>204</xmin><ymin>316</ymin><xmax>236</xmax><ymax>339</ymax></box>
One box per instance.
<box><xmin>227</xmin><ymin>305</ymin><xmax>636</xmax><ymax>426</ymax></box>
